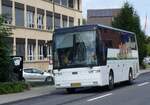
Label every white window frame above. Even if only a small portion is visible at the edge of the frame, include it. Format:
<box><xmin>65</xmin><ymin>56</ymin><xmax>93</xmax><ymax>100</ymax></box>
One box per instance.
<box><xmin>27</xmin><ymin>44</ymin><xmax>34</xmax><ymax>61</ymax></box>
<box><xmin>37</xmin><ymin>14</ymin><xmax>44</xmax><ymax>29</ymax></box>
<box><xmin>27</xmin><ymin>11</ymin><xmax>34</xmax><ymax>28</ymax></box>
<box><xmin>47</xmin><ymin>45</ymin><xmax>52</xmax><ymax>59</ymax></box>
<box><xmin>38</xmin><ymin>44</ymin><xmax>44</xmax><ymax>60</ymax></box>
<box><xmin>62</xmin><ymin>19</ymin><xmax>68</xmax><ymax>28</ymax></box>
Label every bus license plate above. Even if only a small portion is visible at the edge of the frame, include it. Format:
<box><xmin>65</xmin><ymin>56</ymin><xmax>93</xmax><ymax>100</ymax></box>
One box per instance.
<box><xmin>71</xmin><ymin>83</ymin><xmax>81</xmax><ymax>87</ymax></box>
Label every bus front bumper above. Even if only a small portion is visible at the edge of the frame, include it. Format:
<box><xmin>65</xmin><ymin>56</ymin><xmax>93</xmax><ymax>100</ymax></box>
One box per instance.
<box><xmin>55</xmin><ymin>79</ymin><xmax>102</xmax><ymax>89</ymax></box>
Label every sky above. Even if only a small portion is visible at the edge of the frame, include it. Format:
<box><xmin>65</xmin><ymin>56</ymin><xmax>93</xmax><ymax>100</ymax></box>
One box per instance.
<box><xmin>82</xmin><ymin>0</ymin><xmax>150</xmax><ymax>36</ymax></box>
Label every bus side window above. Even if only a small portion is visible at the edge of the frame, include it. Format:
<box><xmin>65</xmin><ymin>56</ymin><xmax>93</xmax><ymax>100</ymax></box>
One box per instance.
<box><xmin>97</xmin><ymin>29</ymin><xmax>107</xmax><ymax>66</ymax></box>
<box><xmin>130</xmin><ymin>35</ymin><xmax>137</xmax><ymax>50</ymax></box>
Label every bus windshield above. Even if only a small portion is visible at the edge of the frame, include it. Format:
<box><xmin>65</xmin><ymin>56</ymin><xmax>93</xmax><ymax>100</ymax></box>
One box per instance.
<box><xmin>53</xmin><ymin>30</ymin><xmax>97</xmax><ymax>69</ymax></box>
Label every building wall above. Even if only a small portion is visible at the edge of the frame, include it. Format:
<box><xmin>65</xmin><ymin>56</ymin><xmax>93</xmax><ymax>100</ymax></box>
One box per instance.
<box><xmin>0</xmin><ymin>0</ymin><xmax>82</xmax><ymax>71</ymax></box>
<box><xmin>87</xmin><ymin>9</ymin><xmax>120</xmax><ymax>26</ymax></box>
<box><xmin>87</xmin><ymin>17</ymin><xmax>113</xmax><ymax>26</ymax></box>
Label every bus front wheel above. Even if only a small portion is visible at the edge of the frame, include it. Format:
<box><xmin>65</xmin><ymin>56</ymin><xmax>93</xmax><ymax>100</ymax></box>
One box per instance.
<box><xmin>66</xmin><ymin>88</ymin><xmax>76</xmax><ymax>93</ymax></box>
<box><xmin>108</xmin><ymin>71</ymin><xmax>114</xmax><ymax>90</ymax></box>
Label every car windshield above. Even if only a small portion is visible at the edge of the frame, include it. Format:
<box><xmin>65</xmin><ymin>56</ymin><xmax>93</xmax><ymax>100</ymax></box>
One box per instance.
<box><xmin>53</xmin><ymin>30</ymin><xmax>97</xmax><ymax>69</ymax></box>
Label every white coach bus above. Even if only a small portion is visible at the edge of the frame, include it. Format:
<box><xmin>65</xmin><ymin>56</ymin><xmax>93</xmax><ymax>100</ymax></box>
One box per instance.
<box><xmin>52</xmin><ymin>24</ymin><xmax>139</xmax><ymax>93</ymax></box>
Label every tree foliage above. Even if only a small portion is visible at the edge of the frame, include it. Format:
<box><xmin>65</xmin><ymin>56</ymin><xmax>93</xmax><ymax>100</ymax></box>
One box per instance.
<box><xmin>0</xmin><ymin>15</ymin><xmax>12</xmax><ymax>82</ymax></box>
<box><xmin>112</xmin><ymin>2</ymin><xmax>147</xmax><ymax>65</ymax></box>
<box><xmin>82</xmin><ymin>18</ymin><xmax>87</xmax><ymax>25</ymax></box>
<box><xmin>146</xmin><ymin>36</ymin><xmax>150</xmax><ymax>56</ymax></box>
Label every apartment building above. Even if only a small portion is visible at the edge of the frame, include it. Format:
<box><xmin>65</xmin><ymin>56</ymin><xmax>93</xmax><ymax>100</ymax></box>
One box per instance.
<box><xmin>0</xmin><ymin>0</ymin><xmax>82</xmax><ymax>70</ymax></box>
<box><xmin>87</xmin><ymin>9</ymin><xmax>120</xmax><ymax>26</ymax></box>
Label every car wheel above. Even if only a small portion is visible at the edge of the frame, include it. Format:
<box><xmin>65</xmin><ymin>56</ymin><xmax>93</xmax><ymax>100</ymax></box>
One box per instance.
<box><xmin>108</xmin><ymin>71</ymin><xmax>114</xmax><ymax>90</ymax></box>
<box><xmin>45</xmin><ymin>76</ymin><xmax>54</xmax><ymax>83</ymax></box>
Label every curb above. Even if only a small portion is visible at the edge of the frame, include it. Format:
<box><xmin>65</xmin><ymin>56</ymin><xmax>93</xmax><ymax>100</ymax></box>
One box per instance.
<box><xmin>139</xmin><ymin>69</ymin><xmax>150</xmax><ymax>74</ymax></box>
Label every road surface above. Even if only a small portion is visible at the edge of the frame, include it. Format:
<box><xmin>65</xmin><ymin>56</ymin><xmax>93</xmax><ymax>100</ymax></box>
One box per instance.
<box><xmin>3</xmin><ymin>72</ymin><xmax>150</xmax><ymax>105</ymax></box>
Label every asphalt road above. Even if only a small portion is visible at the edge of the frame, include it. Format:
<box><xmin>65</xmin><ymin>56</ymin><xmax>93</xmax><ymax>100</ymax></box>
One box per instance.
<box><xmin>3</xmin><ymin>72</ymin><xmax>150</xmax><ymax>105</ymax></box>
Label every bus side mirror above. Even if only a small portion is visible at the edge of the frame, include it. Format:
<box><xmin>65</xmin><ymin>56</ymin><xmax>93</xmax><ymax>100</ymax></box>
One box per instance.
<box><xmin>43</xmin><ymin>45</ymin><xmax>47</xmax><ymax>58</ymax></box>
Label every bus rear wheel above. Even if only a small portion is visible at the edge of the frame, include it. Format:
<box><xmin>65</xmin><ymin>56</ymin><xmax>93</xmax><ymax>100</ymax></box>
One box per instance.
<box><xmin>108</xmin><ymin>72</ymin><xmax>114</xmax><ymax>90</ymax></box>
<box><xmin>66</xmin><ymin>88</ymin><xmax>76</xmax><ymax>93</ymax></box>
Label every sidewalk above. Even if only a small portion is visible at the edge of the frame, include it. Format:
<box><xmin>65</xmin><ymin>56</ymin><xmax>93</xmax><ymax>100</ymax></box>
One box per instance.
<box><xmin>139</xmin><ymin>68</ymin><xmax>150</xmax><ymax>74</ymax></box>
<box><xmin>0</xmin><ymin>85</ymin><xmax>55</xmax><ymax>105</ymax></box>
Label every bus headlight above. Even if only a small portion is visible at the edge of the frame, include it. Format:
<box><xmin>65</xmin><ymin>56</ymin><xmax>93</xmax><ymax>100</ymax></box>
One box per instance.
<box><xmin>95</xmin><ymin>70</ymin><xmax>101</xmax><ymax>73</ymax></box>
<box><xmin>88</xmin><ymin>70</ymin><xmax>94</xmax><ymax>73</ymax></box>
<box><xmin>93</xmin><ymin>81</ymin><xmax>98</xmax><ymax>85</ymax></box>
<box><xmin>55</xmin><ymin>72</ymin><xmax>62</xmax><ymax>76</ymax></box>
<box><xmin>88</xmin><ymin>70</ymin><xmax>100</xmax><ymax>73</ymax></box>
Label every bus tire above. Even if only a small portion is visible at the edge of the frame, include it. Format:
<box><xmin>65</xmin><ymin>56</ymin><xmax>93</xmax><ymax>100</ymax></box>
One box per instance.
<box><xmin>66</xmin><ymin>88</ymin><xmax>76</xmax><ymax>93</ymax></box>
<box><xmin>128</xmin><ymin>69</ymin><xmax>133</xmax><ymax>85</ymax></box>
<box><xmin>108</xmin><ymin>71</ymin><xmax>114</xmax><ymax>90</ymax></box>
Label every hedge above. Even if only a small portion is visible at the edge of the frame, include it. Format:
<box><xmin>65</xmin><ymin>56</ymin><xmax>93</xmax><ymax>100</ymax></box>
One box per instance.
<box><xmin>0</xmin><ymin>82</ymin><xmax>30</xmax><ymax>95</ymax></box>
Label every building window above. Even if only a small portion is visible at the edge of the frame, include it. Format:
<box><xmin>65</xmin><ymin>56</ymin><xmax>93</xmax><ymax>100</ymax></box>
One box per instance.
<box><xmin>54</xmin><ymin>0</ymin><xmax>61</xmax><ymax>4</ymax></box>
<box><xmin>15</xmin><ymin>3</ymin><xmax>24</xmax><ymax>26</ymax></box>
<box><xmin>62</xmin><ymin>15</ymin><xmax>68</xmax><ymax>27</ymax></box>
<box><xmin>46</xmin><ymin>11</ymin><xmax>53</xmax><ymax>30</ymax></box>
<box><xmin>27</xmin><ymin>11</ymin><xmax>34</xmax><ymax>28</ymax></box>
<box><xmin>61</xmin><ymin>0</ymin><xmax>68</xmax><ymax>7</ymax></box>
<box><xmin>38</xmin><ymin>44</ymin><xmax>44</xmax><ymax>60</ymax></box>
<box><xmin>28</xmin><ymin>44</ymin><xmax>35</xmax><ymax>61</ymax></box>
<box><xmin>47</xmin><ymin>45</ymin><xmax>52</xmax><ymax>59</ymax></box>
<box><xmin>2</xmin><ymin>0</ymin><xmax>12</xmax><ymax>25</ymax></box>
<box><xmin>54</xmin><ymin>13</ymin><xmax>61</xmax><ymax>29</ymax></box>
<box><xmin>69</xmin><ymin>17</ymin><xmax>74</xmax><ymax>27</ymax></box>
<box><xmin>6</xmin><ymin>37</ymin><xmax>13</xmax><ymax>55</ymax></box>
<box><xmin>37</xmin><ymin>14</ymin><xmax>44</xmax><ymax>29</ymax></box>
<box><xmin>78</xmin><ymin>18</ymin><xmax>80</xmax><ymax>26</ymax></box>
<box><xmin>68</xmin><ymin>0</ymin><xmax>74</xmax><ymax>8</ymax></box>
<box><xmin>16</xmin><ymin>38</ymin><xmax>25</xmax><ymax>57</ymax></box>
<box><xmin>77</xmin><ymin>0</ymin><xmax>80</xmax><ymax>10</ymax></box>
<box><xmin>16</xmin><ymin>39</ymin><xmax>25</xmax><ymax>60</ymax></box>
<box><xmin>48</xmin><ymin>0</ymin><xmax>53</xmax><ymax>2</ymax></box>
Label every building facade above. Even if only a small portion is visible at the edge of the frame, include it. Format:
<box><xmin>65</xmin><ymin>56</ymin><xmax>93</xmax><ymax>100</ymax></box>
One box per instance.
<box><xmin>87</xmin><ymin>9</ymin><xmax>120</xmax><ymax>26</ymax></box>
<box><xmin>0</xmin><ymin>0</ymin><xmax>82</xmax><ymax>70</ymax></box>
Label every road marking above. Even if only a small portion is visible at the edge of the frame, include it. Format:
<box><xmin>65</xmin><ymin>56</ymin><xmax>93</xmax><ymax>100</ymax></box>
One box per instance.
<box><xmin>87</xmin><ymin>93</ymin><xmax>112</xmax><ymax>102</ymax></box>
<box><xmin>138</xmin><ymin>82</ymin><xmax>149</xmax><ymax>87</ymax></box>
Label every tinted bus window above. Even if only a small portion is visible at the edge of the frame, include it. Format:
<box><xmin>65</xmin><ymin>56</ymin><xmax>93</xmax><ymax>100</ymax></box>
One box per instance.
<box><xmin>100</xmin><ymin>28</ymin><xmax>121</xmax><ymax>49</ymax></box>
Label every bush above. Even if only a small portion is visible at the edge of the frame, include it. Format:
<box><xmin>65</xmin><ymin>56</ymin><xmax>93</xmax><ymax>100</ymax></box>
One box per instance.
<box><xmin>0</xmin><ymin>82</ymin><xmax>30</xmax><ymax>95</ymax></box>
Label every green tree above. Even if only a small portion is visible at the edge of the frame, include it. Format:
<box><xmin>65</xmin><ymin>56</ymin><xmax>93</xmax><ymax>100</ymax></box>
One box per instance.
<box><xmin>0</xmin><ymin>15</ymin><xmax>12</xmax><ymax>82</ymax></box>
<box><xmin>146</xmin><ymin>36</ymin><xmax>150</xmax><ymax>56</ymax></box>
<box><xmin>112</xmin><ymin>2</ymin><xmax>147</xmax><ymax>65</ymax></box>
<box><xmin>146</xmin><ymin>36</ymin><xmax>150</xmax><ymax>44</ymax></box>
<box><xmin>82</xmin><ymin>18</ymin><xmax>87</xmax><ymax>25</ymax></box>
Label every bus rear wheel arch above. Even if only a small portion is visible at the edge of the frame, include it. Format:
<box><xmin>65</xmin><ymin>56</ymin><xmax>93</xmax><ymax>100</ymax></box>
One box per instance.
<box><xmin>108</xmin><ymin>70</ymin><xmax>114</xmax><ymax>90</ymax></box>
<box><xmin>128</xmin><ymin>68</ymin><xmax>133</xmax><ymax>85</ymax></box>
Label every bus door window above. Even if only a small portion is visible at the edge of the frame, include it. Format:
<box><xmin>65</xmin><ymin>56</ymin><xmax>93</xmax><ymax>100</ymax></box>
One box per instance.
<box><xmin>75</xmin><ymin>42</ymin><xmax>86</xmax><ymax>62</ymax></box>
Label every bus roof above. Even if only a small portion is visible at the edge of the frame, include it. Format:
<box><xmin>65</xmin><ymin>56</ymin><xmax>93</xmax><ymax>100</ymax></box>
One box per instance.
<box><xmin>54</xmin><ymin>24</ymin><xmax>135</xmax><ymax>35</ymax></box>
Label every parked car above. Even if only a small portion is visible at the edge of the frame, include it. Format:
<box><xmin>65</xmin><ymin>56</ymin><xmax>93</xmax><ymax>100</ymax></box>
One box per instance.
<box><xmin>48</xmin><ymin>64</ymin><xmax>54</xmax><ymax>76</ymax></box>
<box><xmin>23</xmin><ymin>68</ymin><xmax>53</xmax><ymax>82</ymax></box>
<box><xmin>143</xmin><ymin>57</ymin><xmax>150</xmax><ymax>65</ymax></box>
